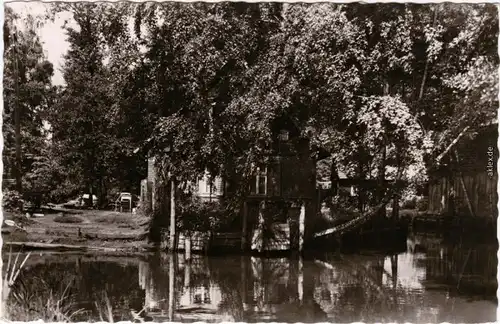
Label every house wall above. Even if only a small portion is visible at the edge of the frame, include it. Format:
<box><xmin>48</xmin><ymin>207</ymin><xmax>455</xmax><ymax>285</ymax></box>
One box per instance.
<box><xmin>147</xmin><ymin>157</ymin><xmax>157</xmax><ymax>184</ymax></box>
<box><xmin>427</xmin><ymin>124</ymin><xmax>498</xmax><ymax>219</ymax></box>
<box><xmin>428</xmin><ymin>172</ymin><xmax>497</xmax><ymax>219</ymax></box>
<box><xmin>197</xmin><ymin>172</ymin><xmax>223</xmax><ymax>201</ymax></box>
<box><xmin>147</xmin><ymin>157</ymin><xmax>156</xmax><ymax>210</ymax></box>
<box><xmin>147</xmin><ymin>132</ymin><xmax>319</xmax><ymax>251</ymax></box>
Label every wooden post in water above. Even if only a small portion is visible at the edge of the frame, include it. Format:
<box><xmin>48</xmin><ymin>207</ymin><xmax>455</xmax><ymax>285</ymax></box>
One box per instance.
<box><xmin>168</xmin><ymin>254</ymin><xmax>175</xmax><ymax>321</ymax></box>
<box><xmin>185</xmin><ymin>233</ymin><xmax>192</xmax><ymax>261</ymax></box>
<box><xmin>241</xmin><ymin>201</ymin><xmax>248</xmax><ymax>252</ymax></box>
<box><xmin>298</xmin><ymin>256</ymin><xmax>304</xmax><ymax>304</ymax></box>
<box><xmin>288</xmin><ymin>254</ymin><xmax>299</xmax><ymax>302</ymax></box>
<box><xmin>391</xmin><ymin>255</ymin><xmax>398</xmax><ymax>289</ymax></box>
<box><xmin>169</xmin><ymin>179</ymin><xmax>176</xmax><ymax>251</ymax></box>
<box><xmin>299</xmin><ymin>201</ymin><xmax>306</xmax><ymax>253</ymax></box>
<box><xmin>184</xmin><ymin>257</ymin><xmax>191</xmax><ymax>288</ymax></box>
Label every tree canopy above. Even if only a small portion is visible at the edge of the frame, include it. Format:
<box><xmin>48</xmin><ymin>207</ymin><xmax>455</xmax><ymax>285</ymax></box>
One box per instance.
<box><xmin>4</xmin><ymin>2</ymin><xmax>497</xmax><ymax>208</ymax></box>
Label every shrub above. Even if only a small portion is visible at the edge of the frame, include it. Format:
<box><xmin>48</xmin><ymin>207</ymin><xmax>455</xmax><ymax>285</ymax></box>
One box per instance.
<box><xmin>401</xmin><ymin>197</ymin><xmax>417</xmax><ymax>210</ymax></box>
<box><xmin>328</xmin><ymin>194</ymin><xmax>360</xmax><ymax>221</ymax></box>
<box><xmin>416</xmin><ymin>197</ymin><xmax>428</xmax><ymax>212</ymax></box>
<box><xmin>95</xmin><ymin>213</ymin><xmax>133</xmax><ymax>225</ymax></box>
<box><xmin>178</xmin><ymin>196</ymin><xmax>231</xmax><ymax>233</ymax></box>
<box><xmin>2</xmin><ymin>189</ymin><xmax>24</xmax><ymax>212</ymax></box>
<box><xmin>53</xmin><ymin>214</ymin><xmax>84</xmax><ymax>224</ymax></box>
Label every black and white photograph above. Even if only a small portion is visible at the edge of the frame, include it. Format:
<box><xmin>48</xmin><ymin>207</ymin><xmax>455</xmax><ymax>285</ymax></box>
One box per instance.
<box><xmin>1</xmin><ymin>1</ymin><xmax>498</xmax><ymax>322</ymax></box>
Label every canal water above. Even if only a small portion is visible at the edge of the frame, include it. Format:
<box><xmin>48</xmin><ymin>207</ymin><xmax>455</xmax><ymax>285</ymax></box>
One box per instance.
<box><xmin>2</xmin><ymin>233</ymin><xmax>497</xmax><ymax>323</ymax></box>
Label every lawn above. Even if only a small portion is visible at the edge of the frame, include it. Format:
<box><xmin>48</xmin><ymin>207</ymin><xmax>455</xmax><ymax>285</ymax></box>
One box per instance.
<box><xmin>2</xmin><ymin>207</ymin><xmax>151</xmax><ymax>251</ymax></box>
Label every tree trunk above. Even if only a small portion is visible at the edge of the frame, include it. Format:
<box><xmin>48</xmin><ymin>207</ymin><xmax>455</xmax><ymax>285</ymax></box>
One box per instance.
<box><xmin>14</xmin><ymin>44</ymin><xmax>22</xmax><ymax>195</ymax></box>
<box><xmin>436</xmin><ymin>126</ymin><xmax>470</xmax><ymax>165</ymax></box>
<box><xmin>377</xmin><ymin>143</ymin><xmax>387</xmax><ymax>220</ymax></box>
<box><xmin>101</xmin><ymin>179</ymin><xmax>107</xmax><ymax>210</ymax></box>
<box><xmin>357</xmin><ymin>145</ymin><xmax>366</xmax><ymax>213</ymax></box>
<box><xmin>241</xmin><ymin>201</ymin><xmax>248</xmax><ymax>251</ymax></box>
<box><xmin>416</xmin><ymin>6</ymin><xmax>438</xmax><ymax>108</ymax></box>
<box><xmin>89</xmin><ymin>185</ymin><xmax>94</xmax><ymax>208</ymax></box>
<box><xmin>392</xmin><ymin>146</ymin><xmax>402</xmax><ymax>223</ymax></box>
<box><xmin>169</xmin><ymin>179</ymin><xmax>176</xmax><ymax>251</ymax></box>
<box><xmin>330</xmin><ymin>156</ymin><xmax>339</xmax><ymax>196</ymax></box>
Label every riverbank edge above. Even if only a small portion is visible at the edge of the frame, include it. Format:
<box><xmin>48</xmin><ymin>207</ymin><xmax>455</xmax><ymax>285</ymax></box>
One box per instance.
<box><xmin>3</xmin><ymin>241</ymin><xmax>155</xmax><ymax>253</ymax></box>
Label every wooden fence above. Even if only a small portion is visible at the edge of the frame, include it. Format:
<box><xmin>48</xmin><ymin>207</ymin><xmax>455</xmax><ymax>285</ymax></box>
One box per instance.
<box><xmin>428</xmin><ymin>171</ymin><xmax>497</xmax><ymax>219</ymax></box>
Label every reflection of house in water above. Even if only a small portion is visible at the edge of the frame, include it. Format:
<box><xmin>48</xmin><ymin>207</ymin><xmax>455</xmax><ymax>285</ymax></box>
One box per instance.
<box><xmin>138</xmin><ymin>255</ymin><xmax>225</xmax><ymax>321</ymax></box>
<box><xmin>178</xmin><ymin>283</ymin><xmax>222</xmax><ymax>311</ymax></box>
<box><xmin>137</xmin><ymin>254</ymin><xmax>326</xmax><ymax>322</ymax></box>
<box><xmin>136</xmin><ymin>251</ymin><xmax>495</xmax><ymax>323</ymax></box>
<box><xmin>247</xmin><ymin>257</ymin><xmax>293</xmax><ymax>311</ymax></box>
<box><xmin>382</xmin><ymin>252</ymin><xmax>426</xmax><ymax>290</ymax></box>
<box><xmin>240</xmin><ymin>257</ymin><xmax>328</xmax><ymax>322</ymax></box>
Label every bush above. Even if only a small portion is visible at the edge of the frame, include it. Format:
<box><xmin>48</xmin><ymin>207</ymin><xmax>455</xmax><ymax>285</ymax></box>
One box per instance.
<box><xmin>2</xmin><ymin>189</ymin><xmax>24</xmax><ymax>212</ymax></box>
<box><xmin>416</xmin><ymin>197</ymin><xmax>428</xmax><ymax>212</ymax></box>
<box><xmin>178</xmin><ymin>196</ymin><xmax>231</xmax><ymax>233</ymax></box>
<box><xmin>95</xmin><ymin>213</ymin><xmax>133</xmax><ymax>225</ymax></box>
<box><xmin>401</xmin><ymin>197</ymin><xmax>417</xmax><ymax>210</ymax></box>
<box><xmin>95</xmin><ymin>213</ymin><xmax>145</xmax><ymax>229</ymax></box>
<box><xmin>53</xmin><ymin>214</ymin><xmax>84</xmax><ymax>224</ymax></box>
<box><xmin>328</xmin><ymin>194</ymin><xmax>360</xmax><ymax>221</ymax></box>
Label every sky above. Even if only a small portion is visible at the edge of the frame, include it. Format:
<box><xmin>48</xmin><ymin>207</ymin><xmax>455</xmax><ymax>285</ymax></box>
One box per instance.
<box><xmin>6</xmin><ymin>1</ymin><xmax>73</xmax><ymax>86</ymax></box>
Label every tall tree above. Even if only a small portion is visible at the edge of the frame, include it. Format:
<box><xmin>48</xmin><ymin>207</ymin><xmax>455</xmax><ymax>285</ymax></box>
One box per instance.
<box><xmin>3</xmin><ymin>6</ymin><xmax>55</xmax><ymax>199</ymax></box>
<box><xmin>49</xmin><ymin>3</ymin><xmax>118</xmax><ymax>205</ymax></box>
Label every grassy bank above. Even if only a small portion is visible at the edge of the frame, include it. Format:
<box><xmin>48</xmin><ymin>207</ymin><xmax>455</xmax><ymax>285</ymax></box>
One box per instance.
<box><xmin>2</xmin><ymin>207</ymin><xmax>153</xmax><ymax>252</ymax></box>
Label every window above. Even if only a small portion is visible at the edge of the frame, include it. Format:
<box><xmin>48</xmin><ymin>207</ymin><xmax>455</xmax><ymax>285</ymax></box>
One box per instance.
<box><xmin>200</xmin><ymin>172</ymin><xmax>223</xmax><ymax>196</ymax></box>
<box><xmin>251</xmin><ymin>166</ymin><xmax>268</xmax><ymax>195</ymax></box>
<box><xmin>279</xmin><ymin>129</ymin><xmax>289</xmax><ymax>141</ymax></box>
<box><xmin>204</xmin><ymin>175</ymin><xmax>212</xmax><ymax>194</ymax></box>
<box><xmin>350</xmin><ymin>186</ymin><xmax>358</xmax><ymax>197</ymax></box>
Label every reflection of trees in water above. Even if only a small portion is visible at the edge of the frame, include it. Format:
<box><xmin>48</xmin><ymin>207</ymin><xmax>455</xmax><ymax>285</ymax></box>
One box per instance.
<box><xmin>5</xmin><ymin>257</ymin><xmax>145</xmax><ymax>322</ymax></box>
<box><xmin>313</xmin><ymin>255</ymin><xmax>396</xmax><ymax>322</ymax></box>
<box><xmin>138</xmin><ymin>249</ymin><xmax>497</xmax><ymax>323</ymax></box>
<box><xmin>412</xmin><ymin>236</ymin><xmax>497</xmax><ymax>296</ymax></box>
<box><xmin>206</xmin><ymin>257</ymin><xmax>245</xmax><ymax>321</ymax></box>
<box><xmin>313</xmin><ymin>246</ymin><xmax>497</xmax><ymax>323</ymax></box>
<box><xmin>74</xmin><ymin>260</ymin><xmax>145</xmax><ymax>321</ymax></box>
<box><xmin>313</xmin><ymin>254</ymin><xmax>451</xmax><ymax>322</ymax></box>
<box><xmin>139</xmin><ymin>254</ymin><xmax>328</xmax><ymax>322</ymax></box>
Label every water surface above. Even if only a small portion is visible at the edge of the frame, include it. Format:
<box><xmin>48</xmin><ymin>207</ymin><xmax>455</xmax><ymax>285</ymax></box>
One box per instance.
<box><xmin>2</xmin><ymin>233</ymin><xmax>497</xmax><ymax>322</ymax></box>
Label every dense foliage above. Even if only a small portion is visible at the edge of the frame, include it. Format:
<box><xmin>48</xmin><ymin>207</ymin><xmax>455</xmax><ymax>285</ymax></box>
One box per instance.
<box><xmin>3</xmin><ymin>3</ymin><xmax>497</xmax><ymax>214</ymax></box>
<box><xmin>3</xmin><ymin>7</ymin><xmax>57</xmax><ymax>206</ymax></box>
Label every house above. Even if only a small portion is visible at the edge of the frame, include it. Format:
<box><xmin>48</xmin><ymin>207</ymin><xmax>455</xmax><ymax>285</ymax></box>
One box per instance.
<box><xmin>427</xmin><ymin>122</ymin><xmax>498</xmax><ymax>220</ymax></box>
<box><xmin>317</xmin><ymin>171</ymin><xmax>359</xmax><ymax>198</ymax></box>
<box><xmin>142</xmin><ymin>115</ymin><xmax>318</xmax><ymax>252</ymax></box>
